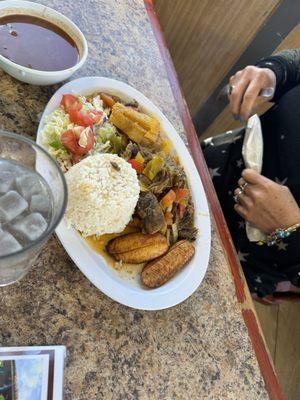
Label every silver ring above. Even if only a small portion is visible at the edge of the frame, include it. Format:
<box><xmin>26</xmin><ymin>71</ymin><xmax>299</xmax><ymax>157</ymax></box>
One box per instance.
<box><xmin>233</xmin><ymin>188</ymin><xmax>244</xmax><ymax>203</ymax></box>
<box><xmin>239</xmin><ymin>182</ymin><xmax>248</xmax><ymax>191</ymax></box>
<box><xmin>228</xmin><ymin>85</ymin><xmax>235</xmax><ymax>95</ymax></box>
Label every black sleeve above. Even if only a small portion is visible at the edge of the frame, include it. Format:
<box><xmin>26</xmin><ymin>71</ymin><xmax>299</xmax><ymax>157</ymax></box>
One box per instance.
<box><xmin>255</xmin><ymin>49</ymin><xmax>300</xmax><ymax>101</ymax></box>
<box><xmin>281</xmin><ymin>229</ymin><xmax>300</xmax><ymax>286</ymax></box>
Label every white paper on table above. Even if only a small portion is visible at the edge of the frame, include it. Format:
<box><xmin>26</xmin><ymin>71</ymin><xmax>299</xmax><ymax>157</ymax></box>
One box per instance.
<box><xmin>242</xmin><ymin>114</ymin><xmax>267</xmax><ymax>242</ymax></box>
<box><xmin>0</xmin><ymin>346</ymin><xmax>66</xmax><ymax>400</ymax></box>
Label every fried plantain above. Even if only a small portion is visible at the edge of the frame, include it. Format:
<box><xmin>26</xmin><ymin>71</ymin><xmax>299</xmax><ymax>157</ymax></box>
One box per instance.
<box><xmin>106</xmin><ymin>232</ymin><xmax>169</xmax><ymax>264</ymax></box>
<box><xmin>141</xmin><ymin>240</ymin><xmax>195</xmax><ymax>288</ymax></box>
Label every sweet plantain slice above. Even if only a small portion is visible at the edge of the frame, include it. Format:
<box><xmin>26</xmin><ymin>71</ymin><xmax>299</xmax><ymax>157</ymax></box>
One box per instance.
<box><xmin>141</xmin><ymin>240</ymin><xmax>195</xmax><ymax>288</ymax></box>
<box><xmin>106</xmin><ymin>232</ymin><xmax>169</xmax><ymax>264</ymax></box>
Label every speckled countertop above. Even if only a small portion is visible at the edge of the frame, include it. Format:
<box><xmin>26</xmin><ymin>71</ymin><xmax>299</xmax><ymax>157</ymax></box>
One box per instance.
<box><xmin>0</xmin><ymin>1</ymin><xmax>270</xmax><ymax>399</ymax></box>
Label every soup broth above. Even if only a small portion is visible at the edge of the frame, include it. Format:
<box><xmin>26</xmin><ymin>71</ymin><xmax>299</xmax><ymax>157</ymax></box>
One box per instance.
<box><xmin>0</xmin><ymin>14</ymin><xmax>79</xmax><ymax>71</ymax></box>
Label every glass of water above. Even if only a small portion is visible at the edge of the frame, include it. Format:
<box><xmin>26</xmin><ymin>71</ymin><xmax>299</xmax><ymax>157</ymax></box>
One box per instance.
<box><xmin>0</xmin><ymin>131</ymin><xmax>67</xmax><ymax>285</ymax></box>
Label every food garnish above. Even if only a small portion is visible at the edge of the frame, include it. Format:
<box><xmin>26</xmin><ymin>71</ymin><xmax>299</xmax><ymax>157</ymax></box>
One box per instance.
<box><xmin>128</xmin><ymin>159</ymin><xmax>144</xmax><ymax>173</ymax></box>
<box><xmin>61</xmin><ymin>127</ymin><xmax>94</xmax><ymax>162</ymax></box>
<box><xmin>60</xmin><ymin>94</ymin><xmax>103</xmax><ymax>126</ymax></box>
<box><xmin>173</xmin><ymin>188</ymin><xmax>190</xmax><ymax>205</ymax></box>
<box><xmin>162</xmin><ymin>189</ymin><xmax>176</xmax><ymax>208</ymax></box>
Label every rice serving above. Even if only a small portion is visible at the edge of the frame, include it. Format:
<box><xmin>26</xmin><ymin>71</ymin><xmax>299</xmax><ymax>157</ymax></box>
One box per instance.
<box><xmin>65</xmin><ymin>154</ymin><xmax>140</xmax><ymax>236</ymax></box>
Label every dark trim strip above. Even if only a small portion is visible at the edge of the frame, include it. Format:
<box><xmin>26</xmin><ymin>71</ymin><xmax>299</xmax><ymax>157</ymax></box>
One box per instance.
<box><xmin>144</xmin><ymin>1</ymin><xmax>285</xmax><ymax>399</ymax></box>
<box><xmin>194</xmin><ymin>0</ymin><xmax>300</xmax><ymax>136</ymax></box>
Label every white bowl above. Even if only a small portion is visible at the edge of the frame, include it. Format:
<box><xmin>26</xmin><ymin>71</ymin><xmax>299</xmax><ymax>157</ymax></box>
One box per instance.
<box><xmin>0</xmin><ymin>1</ymin><xmax>88</xmax><ymax>85</ymax></box>
<box><xmin>37</xmin><ymin>77</ymin><xmax>212</xmax><ymax>310</ymax></box>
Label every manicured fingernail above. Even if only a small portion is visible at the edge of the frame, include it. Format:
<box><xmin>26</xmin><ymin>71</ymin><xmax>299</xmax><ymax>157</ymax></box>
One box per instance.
<box><xmin>238</xmin><ymin>115</ymin><xmax>244</xmax><ymax>123</ymax></box>
<box><xmin>234</xmin><ymin>115</ymin><xmax>239</xmax><ymax>121</ymax></box>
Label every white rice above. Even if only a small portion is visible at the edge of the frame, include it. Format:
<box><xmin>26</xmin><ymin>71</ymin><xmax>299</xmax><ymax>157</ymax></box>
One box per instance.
<box><xmin>65</xmin><ymin>154</ymin><xmax>140</xmax><ymax>236</ymax></box>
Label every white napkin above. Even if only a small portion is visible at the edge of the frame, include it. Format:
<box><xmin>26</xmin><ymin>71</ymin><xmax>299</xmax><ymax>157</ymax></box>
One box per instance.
<box><xmin>242</xmin><ymin>114</ymin><xmax>267</xmax><ymax>242</ymax></box>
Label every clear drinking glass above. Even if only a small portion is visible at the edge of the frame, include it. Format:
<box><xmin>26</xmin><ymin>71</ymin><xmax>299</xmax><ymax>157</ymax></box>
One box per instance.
<box><xmin>0</xmin><ymin>131</ymin><xmax>67</xmax><ymax>285</ymax></box>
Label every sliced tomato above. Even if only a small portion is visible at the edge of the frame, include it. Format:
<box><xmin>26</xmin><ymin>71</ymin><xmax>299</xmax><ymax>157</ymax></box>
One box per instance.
<box><xmin>128</xmin><ymin>159</ymin><xmax>144</xmax><ymax>173</ymax></box>
<box><xmin>174</xmin><ymin>188</ymin><xmax>190</xmax><ymax>205</ymax></box>
<box><xmin>61</xmin><ymin>130</ymin><xmax>78</xmax><ymax>154</ymax></box>
<box><xmin>71</xmin><ymin>153</ymin><xmax>84</xmax><ymax>164</ymax></box>
<box><xmin>100</xmin><ymin>93</ymin><xmax>115</xmax><ymax>108</ymax></box>
<box><xmin>61</xmin><ymin>94</ymin><xmax>102</xmax><ymax>126</ymax></box>
<box><xmin>61</xmin><ymin>127</ymin><xmax>94</xmax><ymax>160</ymax></box>
<box><xmin>162</xmin><ymin>189</ymin><xmax>176</xmax><ymax>208</ymax></box>
<box><xmin>60</xmin><ymin>94</ymin><xmax>82</xmax><ymax>113</ymax></box>
<box><xmin>87</xmin><ymin>110</ymin><xmax>103</xmax><ymax>125</ymax></box>
<box><xmin>69</xmin><ymin>108</ymin><xmax>103</xmax><ymax>127</ymax></box>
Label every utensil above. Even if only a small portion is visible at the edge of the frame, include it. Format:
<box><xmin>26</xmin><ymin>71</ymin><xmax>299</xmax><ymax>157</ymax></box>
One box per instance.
<box><xmin>0</xmin><ymin>131</ymin><xmax>67</xmax><ymax>286</ymax></box>
<box><xmin>36</xmin><ymin>77</ymin><xmax>211</xmax><ymax>310</ymax></box>
<box><xmin>0</xmin><ymin>1</ymin><xmax>88</xmax><ymax>85</ymax></box>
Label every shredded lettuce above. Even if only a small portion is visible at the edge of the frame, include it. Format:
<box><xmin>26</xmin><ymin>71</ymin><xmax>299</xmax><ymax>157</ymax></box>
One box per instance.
<box><xmin>78</xmin><ymin>95</ymin><xmax>94</xmax><ymax>111</ymax></box>
<box><xmin>42</xmin><ymin>108</ymin><xmax>71</xmax><ymax>167</ymax></box>
<box><xmin>95</xmin><ymin>123</ymin><xmax>116</xmax><ymax>141</ymax></box>
<box><xmin>42</xmin><ymin>108</ymin><xmax>70</xmax><ymax>147</ymax></box>
<box><xmin>49</xmin><ymin>146</ymin><xmax>69</xmax><ymax>160</ymax></box>
<box><xmin>92</xmin><ymin>95</ymin><xmax>103</xmax><ymax>111</ymax></box>
<box><xmin>95</xmin><ymin>123</ymin><xmax>126</xmax><ymax>154</ymax></box>
<box><xmin>77</xmin><ymin>95</ymin><xmax>103</xmax><ymax>112</ymax></box>
<box><xmin>77</xmin><ymin>95</ymin><xmax>87</xmax><ymax>105</ymax></box>
<box><xmin>48</xmin><ymin>138</ymin><xmax>65</xmax><ymax>150</ymax></box>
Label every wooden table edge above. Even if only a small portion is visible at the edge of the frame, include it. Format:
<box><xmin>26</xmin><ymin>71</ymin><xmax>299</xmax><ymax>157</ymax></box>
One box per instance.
<box><xmin>144</xmin><ymin>1</ymin><xmax>285</xmax><ymax>399</ymax></box>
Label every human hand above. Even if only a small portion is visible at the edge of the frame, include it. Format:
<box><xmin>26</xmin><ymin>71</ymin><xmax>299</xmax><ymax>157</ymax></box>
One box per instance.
<box><xmin>234</xmin><ymin>169</ymin><xmax>300</xmax><ymax>233</ymax></box>
<box><xmin>229</xmin><ymin>66</ymin><xmax>276</xmax><ymax>121</ymax></box>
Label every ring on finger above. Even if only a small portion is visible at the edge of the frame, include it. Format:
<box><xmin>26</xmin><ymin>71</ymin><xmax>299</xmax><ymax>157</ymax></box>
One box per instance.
<box><xmin>228</xmin><ymin>85</ymin><xmax>235</xmax><ymax>95</ymax></box>
<box><xmin>238</xmin><ymin>177</ymin><xmax>248</xmax><ymax>190</ymax></box>
<box><xmin>238</xmin><ymin>176</ymin><xmax>247</xmax><ymax>186</ymax></box>
<box><xmin>239</xmin><ymin>182</ymin><xmax>248</xmax><ymax>191</ymax></box>
<box><xmin>233</xmin><ymin>188</ymin><xmax>244</xmax><ymax>203</ymax></box>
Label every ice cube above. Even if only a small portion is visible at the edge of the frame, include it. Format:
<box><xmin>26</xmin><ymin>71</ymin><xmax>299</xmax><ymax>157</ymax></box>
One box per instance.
<box><xmin>15</xmin><ymin>174</ymin><xmax>42</xmax><ymax>200</ymax></box>
<box><xmin>0</xmin><ymin>191</ymin><xmax>28</xmax><ymax>222</ymax></box>
<box><xmin>0</xmin><ymin>160</ymin><xmax>29</xmax><ymax>179</ymax></box>
<box><xmin>30</xmin><ymin>193</ymin><xmax>50</xmax><ymax>215</ymax></box>
<box><xmin>0</xmin><ymin>171</ymin><xmax>14</xmax><ymax>193</ymax></box>
<box><xmin>11</xmin><ymin>212</ymin><xmax>48</xmax><ymax>241</ymax></box>
<box><xmin>0</xmin><ymin>231</ymin><xmax>22</xmax><ymax>256</ymax></box>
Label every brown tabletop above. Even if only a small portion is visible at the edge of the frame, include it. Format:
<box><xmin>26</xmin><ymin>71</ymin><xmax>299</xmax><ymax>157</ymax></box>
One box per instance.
<box><xmin>0</xmin><ymin>0</ymin><xmax>284</xmax><ymax>399</ymax></box>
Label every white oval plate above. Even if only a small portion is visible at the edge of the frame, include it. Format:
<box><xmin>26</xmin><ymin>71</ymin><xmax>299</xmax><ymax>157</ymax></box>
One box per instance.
<box><xmin>37</xmin><ymin>77</ymin><xmax>211</xmax><ymax>310</ymax></box>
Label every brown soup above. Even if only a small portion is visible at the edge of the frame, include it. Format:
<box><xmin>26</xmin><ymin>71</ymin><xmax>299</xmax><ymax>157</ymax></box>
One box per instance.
<box><xmin>0</xmin><ymin>14</ymin><xmax>79</xmax><ymax>71</ymax></box>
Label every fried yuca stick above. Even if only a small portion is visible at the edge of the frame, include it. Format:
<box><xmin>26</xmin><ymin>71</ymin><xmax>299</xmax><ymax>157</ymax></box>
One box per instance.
<box><xmin>110</xmin><ymin>103</ymin><xmax>160</xmax><ymax>147</ymax></box>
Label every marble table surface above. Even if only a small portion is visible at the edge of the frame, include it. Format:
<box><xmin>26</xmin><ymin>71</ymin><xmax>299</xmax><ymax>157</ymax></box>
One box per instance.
<box><xmin>0</xmin><ymin>1</ymin><xmax>270</xmax><ymax>399</ymax></box>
